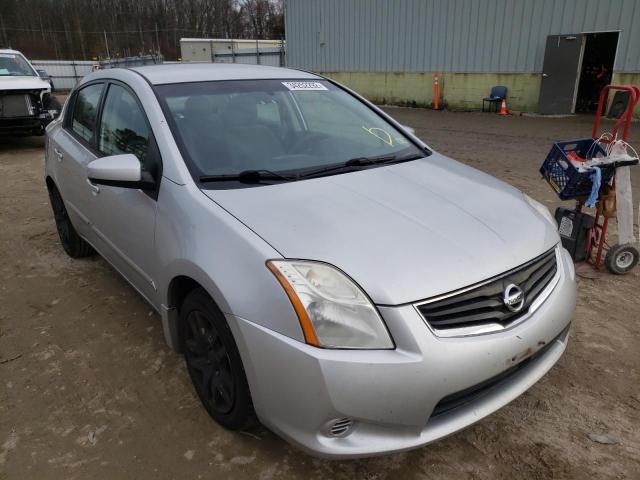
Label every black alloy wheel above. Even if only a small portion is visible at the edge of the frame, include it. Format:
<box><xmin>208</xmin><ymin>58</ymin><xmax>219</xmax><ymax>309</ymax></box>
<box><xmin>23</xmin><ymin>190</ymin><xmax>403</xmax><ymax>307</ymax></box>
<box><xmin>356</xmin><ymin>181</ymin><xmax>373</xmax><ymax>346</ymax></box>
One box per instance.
<box><xmin>185</xmin><ymin>309</ymin><xmax>236</xmax><ymax>415</ymax></box>
<box><xmin>181</xmin><ymin>289</ymin><xmax>255</xmax><ymax>430</ymax></box>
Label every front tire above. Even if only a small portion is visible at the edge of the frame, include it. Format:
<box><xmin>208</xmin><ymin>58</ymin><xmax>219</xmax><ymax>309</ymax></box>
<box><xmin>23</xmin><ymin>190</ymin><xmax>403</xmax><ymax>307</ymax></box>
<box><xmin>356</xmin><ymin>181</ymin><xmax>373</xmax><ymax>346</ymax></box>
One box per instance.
<box><xmin>181</xmin><ymin>288</ymin><xmax>256</xmax><ymax>430</ymax></box>
<box><xmin>48</xmin><ymin>184</ymin><xmax>94</xmax><ymax>258</ymax></box>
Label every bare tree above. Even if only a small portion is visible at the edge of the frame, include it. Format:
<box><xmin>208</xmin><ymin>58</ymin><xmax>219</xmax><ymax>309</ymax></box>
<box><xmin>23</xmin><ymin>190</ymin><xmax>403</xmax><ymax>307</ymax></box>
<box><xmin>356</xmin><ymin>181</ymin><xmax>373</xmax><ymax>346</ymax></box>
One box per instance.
<box><xmin>0</xmin><ymin>0</ymin><xmax>283</xmax><ymax>60</ymax></box>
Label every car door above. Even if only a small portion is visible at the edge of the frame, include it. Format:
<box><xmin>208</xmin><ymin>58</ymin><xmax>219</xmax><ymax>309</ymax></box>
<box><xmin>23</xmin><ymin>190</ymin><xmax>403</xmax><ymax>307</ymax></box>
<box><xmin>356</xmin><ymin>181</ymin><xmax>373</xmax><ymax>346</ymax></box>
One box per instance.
<box><xmin>50</xmin><ymin>82</ymin><xmax>105</xmax><ymax>238</ymax></box>
<box><xmin>87</xmin><ymin>81</ymin><xmax>162</xmax><ymax>305</ymax></box>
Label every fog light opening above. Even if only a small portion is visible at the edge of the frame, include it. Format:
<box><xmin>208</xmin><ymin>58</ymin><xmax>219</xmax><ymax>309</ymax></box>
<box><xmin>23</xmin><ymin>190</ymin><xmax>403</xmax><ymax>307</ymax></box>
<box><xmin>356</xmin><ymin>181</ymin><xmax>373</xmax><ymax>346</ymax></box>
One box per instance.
<box><xmin>326</xmin><ymin>417</ymin><xmax>355</xmax><ymax>438</ymax></box>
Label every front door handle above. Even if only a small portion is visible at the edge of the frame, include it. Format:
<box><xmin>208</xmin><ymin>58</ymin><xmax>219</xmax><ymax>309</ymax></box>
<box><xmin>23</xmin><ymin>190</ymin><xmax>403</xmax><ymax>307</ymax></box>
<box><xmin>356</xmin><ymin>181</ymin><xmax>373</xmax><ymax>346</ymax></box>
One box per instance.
<box><xmin>53</xmin><ymin>147</ymin><xmax>64</xmax><ymax>161</ymax></box>
<box><xmin>86</xmin><ymin>179</ymin><xmax>100</xmax><ymax>195</ymax></box>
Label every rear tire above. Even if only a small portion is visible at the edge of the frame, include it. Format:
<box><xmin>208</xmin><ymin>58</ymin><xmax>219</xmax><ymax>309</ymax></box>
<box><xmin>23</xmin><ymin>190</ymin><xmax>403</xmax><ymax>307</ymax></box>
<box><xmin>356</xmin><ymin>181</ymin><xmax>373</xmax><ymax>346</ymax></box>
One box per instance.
<box><xmin>604</xmin><ymin>244</ymin><xmax>639</xmax><ymax>275</ymax></box>
<box><xmin>181</xmin><ymin>288</ymin><xmax>256</xmax><ymax>430</ymax></box>
<box><xmin>48</xmin><ymin>184</ymin><xmax>94</xmax><ymax>258</ymax></box>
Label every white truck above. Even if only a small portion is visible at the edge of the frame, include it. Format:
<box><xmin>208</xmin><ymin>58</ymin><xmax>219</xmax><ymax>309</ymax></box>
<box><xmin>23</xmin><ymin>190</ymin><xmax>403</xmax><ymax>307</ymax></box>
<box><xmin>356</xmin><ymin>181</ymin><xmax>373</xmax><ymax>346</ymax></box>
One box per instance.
<box><xmin>0</xmin><ymin>49</ymin><xmax>61</xmax><ymax>136</ymax></box>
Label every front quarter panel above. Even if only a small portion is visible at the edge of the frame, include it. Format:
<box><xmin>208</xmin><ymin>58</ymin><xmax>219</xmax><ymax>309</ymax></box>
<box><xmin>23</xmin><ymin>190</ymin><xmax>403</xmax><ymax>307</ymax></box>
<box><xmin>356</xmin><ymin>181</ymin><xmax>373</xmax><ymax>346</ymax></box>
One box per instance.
<box><xmin>155</xmin><ymin>179</ymin><xmax>306</xmax><ymax>347</ymax></box>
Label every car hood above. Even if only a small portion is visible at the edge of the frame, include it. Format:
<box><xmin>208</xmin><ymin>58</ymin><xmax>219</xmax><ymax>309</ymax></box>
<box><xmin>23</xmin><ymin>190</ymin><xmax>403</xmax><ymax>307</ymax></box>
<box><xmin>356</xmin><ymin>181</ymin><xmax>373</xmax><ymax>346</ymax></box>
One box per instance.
<box><xmin>0</xmin><ymin>76</ymin><xmax>50</xmax><ymax>91</ymax></box>
<box><xmin>203</xmin><ymin>154</ymin><xmax>559</xmax><ymax>305</ymax></box>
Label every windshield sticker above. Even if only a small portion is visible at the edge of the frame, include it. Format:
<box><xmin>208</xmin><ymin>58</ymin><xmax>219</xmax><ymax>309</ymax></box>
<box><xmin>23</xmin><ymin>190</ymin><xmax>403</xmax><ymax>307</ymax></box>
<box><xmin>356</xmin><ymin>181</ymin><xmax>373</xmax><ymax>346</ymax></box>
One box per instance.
<box><xmin>282</xmin><ymin>81</ymin><xmax>328</xmax><ymax>91</ymax></box>
<box><xmin>362</xmin><ymin>126</ymin><xmax>394</xmax><ymax>146</ymax></box>
<box><xmin>0</xmin><ymin>54</ymin><xmax>17</xmax><ymax>58</ymax></box>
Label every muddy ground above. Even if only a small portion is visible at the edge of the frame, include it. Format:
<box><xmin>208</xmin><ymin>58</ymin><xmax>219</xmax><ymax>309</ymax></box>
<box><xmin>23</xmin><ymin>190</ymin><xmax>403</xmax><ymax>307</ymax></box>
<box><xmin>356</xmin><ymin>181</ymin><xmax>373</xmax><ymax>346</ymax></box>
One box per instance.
<box><xmin>1</xmin><ymin>108</ymin><xmax>639</xmax><ymax>479</ymax></box>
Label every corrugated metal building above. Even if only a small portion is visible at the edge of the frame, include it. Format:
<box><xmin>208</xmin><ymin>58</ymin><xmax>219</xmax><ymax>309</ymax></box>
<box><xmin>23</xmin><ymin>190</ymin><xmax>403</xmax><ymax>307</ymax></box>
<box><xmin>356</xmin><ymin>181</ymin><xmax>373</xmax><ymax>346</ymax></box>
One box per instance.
<box><xmin>285</xmin><ymin>0</ymin><xmax>640</xmax><ymax>114</ymax></box>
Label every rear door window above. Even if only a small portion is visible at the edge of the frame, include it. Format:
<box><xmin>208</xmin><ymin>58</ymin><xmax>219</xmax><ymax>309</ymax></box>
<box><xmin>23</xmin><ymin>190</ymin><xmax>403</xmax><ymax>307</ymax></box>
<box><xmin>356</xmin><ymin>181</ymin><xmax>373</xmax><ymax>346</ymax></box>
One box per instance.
<box><xmin>70</xmin><ymin>83</ymin><xmax>104</xmax><ymax>143</ymax></box>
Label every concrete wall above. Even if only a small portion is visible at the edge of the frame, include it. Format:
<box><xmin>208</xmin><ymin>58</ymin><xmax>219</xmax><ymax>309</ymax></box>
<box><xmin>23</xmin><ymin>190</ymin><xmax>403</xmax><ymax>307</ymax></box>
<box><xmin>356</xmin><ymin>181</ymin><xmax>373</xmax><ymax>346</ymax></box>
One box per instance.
<box><xmin>325</xmin><ymin>72</ymin><xmax>640</xmax><ymax>115</ymax></box>
<box><xmin>323</xmin><ymin>72</ymin><xmax>541</xmax><ymax>112</ymax></box>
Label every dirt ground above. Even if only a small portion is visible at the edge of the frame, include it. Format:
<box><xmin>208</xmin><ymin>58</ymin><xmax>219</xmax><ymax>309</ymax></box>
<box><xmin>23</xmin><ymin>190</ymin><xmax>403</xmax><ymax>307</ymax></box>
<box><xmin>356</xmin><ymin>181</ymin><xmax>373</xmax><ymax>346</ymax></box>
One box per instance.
<box><xmin>1</xmin><ymin>108</ymin><xmax>640</xmax><ymax>480</ymax></box>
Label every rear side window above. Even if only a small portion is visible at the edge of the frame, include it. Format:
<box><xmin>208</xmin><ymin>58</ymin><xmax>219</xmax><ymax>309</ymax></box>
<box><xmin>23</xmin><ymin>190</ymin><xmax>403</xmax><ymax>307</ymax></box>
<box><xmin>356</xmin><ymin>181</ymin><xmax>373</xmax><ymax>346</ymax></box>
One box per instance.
<box><xmin>98</xmin><ymin>84</ymin><xmax>151</xmax><ymax>164</ymax></box>
<box><xmin>70</xmin><ymin>83</ymin><xmax>104</xmax><ymax>143</ymax></box>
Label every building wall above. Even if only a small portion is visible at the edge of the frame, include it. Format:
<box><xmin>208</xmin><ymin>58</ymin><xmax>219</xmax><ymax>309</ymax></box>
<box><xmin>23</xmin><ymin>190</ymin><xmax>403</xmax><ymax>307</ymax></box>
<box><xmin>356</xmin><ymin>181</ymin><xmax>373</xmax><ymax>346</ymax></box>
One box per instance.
<box><xmin>286</xmin><ymin>0</ymin><xmax>640</xmax><ymax>73</ymax></box>
<box><xmin>286</xmin><ymin>0</ymin><xmax>640</xmax><ymax>113</ymax></box>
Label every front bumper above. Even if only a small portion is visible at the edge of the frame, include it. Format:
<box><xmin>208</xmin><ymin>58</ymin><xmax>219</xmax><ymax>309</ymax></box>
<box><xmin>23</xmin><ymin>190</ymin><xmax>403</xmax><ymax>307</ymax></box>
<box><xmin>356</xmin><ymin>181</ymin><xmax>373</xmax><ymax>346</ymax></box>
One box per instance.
<box><xmin>229</xmin><ymin>248</ymin><xmax>576</xmax><ymax>458</ymax></box>
<box><xmin>0</xmin><ymin>112</ymin><xmax>57</xmax><ymax>135</ymax></box>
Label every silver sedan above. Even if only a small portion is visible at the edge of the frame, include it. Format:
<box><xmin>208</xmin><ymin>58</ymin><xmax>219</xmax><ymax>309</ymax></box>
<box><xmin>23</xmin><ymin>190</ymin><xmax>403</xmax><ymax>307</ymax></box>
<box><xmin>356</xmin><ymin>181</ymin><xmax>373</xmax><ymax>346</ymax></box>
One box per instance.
<box><xmin>45</xmin><ymin>64</ymin><xmax>575</xmax><ymax>458</ymax></box>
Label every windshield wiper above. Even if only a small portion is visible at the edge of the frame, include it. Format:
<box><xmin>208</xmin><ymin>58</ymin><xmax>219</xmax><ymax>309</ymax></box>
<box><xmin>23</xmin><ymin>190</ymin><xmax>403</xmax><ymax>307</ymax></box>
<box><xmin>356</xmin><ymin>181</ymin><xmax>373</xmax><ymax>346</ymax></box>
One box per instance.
<box><xmin>199</xmin><ymin>169</ymin><xmax>295</xmax><ymax>184</ymax></box>
<box><xmin>198</xmin><ymin>152</ymin><xmax>425</xmax><ymax>184</ymax></box>
<box><xmin>296</xmin><ymin>152</ymin><xmax>424</xmax><ymax>179</ymax></box>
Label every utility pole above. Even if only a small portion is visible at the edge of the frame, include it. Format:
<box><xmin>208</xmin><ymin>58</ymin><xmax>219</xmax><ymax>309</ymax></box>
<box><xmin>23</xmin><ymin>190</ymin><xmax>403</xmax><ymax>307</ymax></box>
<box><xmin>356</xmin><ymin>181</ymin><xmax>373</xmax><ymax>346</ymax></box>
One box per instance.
<box><xmin>52</xmin><ymin>29</ymin><xmax>60</xmax><ymax>60</ymax></box>
<box><xmin>256</xmin><ymin>38</ymin><xmax>260</xmax><ymax>64</ymax></box>
<box><xmin>139</xmin><ymin>24</ymin><xmax>145</xmax><ymax>54</ymax></box>
<box><xmin>103</xmin><ymin>30</ymin><xmax>110</xmax><ymax>58</ymax></box>
<box><xmin>155</xmin><ymin>23</ymin><xmax>161</xmax><ymax>57</ymax></box>
<box><xmin>39</xmin><ymin>13</ymin><xmax>45</xmax><ymax>41</ymax></box>
<box><xmin>0</xmin><ymin>15</ymin><xmax>8</xmax><ymax>47</ymax></box>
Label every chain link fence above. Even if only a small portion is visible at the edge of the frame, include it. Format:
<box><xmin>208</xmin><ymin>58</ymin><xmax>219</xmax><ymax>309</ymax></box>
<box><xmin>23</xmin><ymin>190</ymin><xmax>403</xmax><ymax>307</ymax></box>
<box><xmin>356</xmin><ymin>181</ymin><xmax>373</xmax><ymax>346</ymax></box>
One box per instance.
<box><xmin>31</xmin><ymin>49</ymin><xmax>283</xmax><ymax>92</ymax></box>
<box><xmin>30</xmin><ymin>60</ymin><xmax>94</xmax><ymax>91</ymax></box>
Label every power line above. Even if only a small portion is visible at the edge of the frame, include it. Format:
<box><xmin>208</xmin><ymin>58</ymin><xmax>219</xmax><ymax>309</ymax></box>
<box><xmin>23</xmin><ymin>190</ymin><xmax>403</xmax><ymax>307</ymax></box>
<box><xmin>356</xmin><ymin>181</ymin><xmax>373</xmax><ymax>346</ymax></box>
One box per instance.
<box><xmin>2</xmin><ymin>26</ymin><xmax>244</xmax><ymax>36</ymax></box>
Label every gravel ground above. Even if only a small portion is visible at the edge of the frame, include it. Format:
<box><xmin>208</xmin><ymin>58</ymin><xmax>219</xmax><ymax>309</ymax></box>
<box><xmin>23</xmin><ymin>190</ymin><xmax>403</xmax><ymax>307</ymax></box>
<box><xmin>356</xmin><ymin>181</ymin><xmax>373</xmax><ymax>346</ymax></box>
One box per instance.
<box><xmin>1</xmin><ymin>108</ymin><xmax>639</xmax><ymax>479</ymax></box>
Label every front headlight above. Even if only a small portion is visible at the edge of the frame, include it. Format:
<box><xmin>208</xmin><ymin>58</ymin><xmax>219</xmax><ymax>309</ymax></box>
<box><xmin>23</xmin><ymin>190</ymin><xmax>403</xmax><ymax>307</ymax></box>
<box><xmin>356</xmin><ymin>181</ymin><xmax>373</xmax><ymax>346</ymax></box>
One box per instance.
<box><xmin>267</xmin><ymin>260</ymin><xmax>394</xmax><ymax>349</ymax></box>
<box><xmin>523</xmin><ymin>193</ymin><xmax>557</xmax><ymax>227</ymax></box>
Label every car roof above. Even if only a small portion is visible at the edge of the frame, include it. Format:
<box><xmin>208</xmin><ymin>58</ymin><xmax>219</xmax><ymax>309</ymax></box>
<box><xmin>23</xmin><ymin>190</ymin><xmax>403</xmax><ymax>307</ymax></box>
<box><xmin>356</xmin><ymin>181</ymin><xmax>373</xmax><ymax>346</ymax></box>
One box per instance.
<box><xmin>0</xmin><ymin>49</ymin><xmax>24</xmax><ymax>55</ymax></box>
<box><xmin>128</xmin><ymin>63</ymin><xmax>321</xmax><ymax>85</ymax></box>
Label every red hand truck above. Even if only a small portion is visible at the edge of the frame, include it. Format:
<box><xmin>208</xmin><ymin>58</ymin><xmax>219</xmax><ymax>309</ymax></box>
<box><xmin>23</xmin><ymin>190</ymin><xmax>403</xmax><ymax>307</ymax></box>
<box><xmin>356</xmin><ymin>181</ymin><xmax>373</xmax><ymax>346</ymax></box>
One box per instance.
<box><xmin>584</xmin><ymin>84</ymin><xmax>639</xmax><ymax>273</ymax></box>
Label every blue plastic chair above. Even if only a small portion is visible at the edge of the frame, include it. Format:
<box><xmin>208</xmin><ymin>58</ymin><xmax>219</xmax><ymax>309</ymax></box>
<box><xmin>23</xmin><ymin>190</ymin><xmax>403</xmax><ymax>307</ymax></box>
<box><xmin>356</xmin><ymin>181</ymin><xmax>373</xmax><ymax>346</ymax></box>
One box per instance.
<box><xmin>482</xmin><ymin>86</ymin><xmax>507</xmax><ymax>112</ymax></box>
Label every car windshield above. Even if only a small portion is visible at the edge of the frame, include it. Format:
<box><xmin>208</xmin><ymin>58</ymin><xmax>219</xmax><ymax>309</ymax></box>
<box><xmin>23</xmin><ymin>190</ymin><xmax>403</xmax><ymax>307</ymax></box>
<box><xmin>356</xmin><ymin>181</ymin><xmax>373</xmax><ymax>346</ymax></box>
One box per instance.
<box><xmin>156</xmin><ymin>79</ymin><xmax>425</xmax><ymax>185</ymax></box>
<box><xmin>0</xmin><ymin>53</ymin><xmax>36</xmax><ymax>76</ymax></box>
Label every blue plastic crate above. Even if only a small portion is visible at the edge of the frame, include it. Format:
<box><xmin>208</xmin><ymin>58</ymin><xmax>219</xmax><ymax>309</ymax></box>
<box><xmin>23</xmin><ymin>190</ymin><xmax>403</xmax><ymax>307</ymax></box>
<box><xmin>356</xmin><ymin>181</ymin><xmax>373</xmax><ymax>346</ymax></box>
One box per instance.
<box><xmin>539</xmin><ymin>139</ymin><xmax>613</xmax><ymax>200</ymax></box>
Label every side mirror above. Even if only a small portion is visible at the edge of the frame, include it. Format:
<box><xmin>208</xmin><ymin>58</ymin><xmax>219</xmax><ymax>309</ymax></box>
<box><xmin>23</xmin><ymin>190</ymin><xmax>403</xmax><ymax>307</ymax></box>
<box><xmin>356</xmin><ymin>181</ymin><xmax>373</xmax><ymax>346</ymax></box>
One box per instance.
<box><xmin>87</xmin><ymin>154</ymin><xmax>154</xmax><ymax>189</ymax></box>
<box><xmin>402</xmin><ymin>124</ymin><xmax>416</xmax><ymax>135</ymax></box>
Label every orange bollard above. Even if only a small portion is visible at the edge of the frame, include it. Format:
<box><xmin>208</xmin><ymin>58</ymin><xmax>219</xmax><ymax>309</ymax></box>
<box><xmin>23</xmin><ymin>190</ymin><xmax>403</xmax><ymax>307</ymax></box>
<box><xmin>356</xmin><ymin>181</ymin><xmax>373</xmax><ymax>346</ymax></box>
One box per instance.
<box><xmin>433</xmin><ymin>73</ymin><xmax>440</xmax><ymax>110</ymax></box>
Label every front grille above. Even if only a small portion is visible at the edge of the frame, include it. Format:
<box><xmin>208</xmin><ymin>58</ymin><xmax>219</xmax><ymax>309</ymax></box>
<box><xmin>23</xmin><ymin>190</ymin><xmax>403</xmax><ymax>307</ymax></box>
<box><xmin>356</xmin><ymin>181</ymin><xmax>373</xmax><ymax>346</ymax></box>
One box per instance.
<box><xmin>0</xmin><ymin>94</ymin><xmax>32</xmax><ymax>118</ymax></box>
<box><xmin>416</xmin><ymin>248</ymin><xmax>558</xmax><ymax>331</ymax></box>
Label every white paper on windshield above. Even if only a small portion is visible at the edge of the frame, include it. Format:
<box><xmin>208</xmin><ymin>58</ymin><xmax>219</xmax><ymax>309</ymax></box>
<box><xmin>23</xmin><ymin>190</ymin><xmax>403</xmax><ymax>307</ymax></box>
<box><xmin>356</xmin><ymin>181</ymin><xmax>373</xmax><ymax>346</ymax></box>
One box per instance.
<box><xmin>281</xmin><ymin>81</ymin><xmax>327</xmax><ymax>91</ymax></box>
<box><xmin>0</xmin><ymin>54</ymin><xmax>17</xmax><ymax>58</ymax></box>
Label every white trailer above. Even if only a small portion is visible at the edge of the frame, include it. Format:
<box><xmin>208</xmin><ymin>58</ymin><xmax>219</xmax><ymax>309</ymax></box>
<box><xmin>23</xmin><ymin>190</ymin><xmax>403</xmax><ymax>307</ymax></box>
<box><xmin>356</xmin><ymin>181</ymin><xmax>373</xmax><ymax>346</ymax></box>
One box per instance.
<box><xmin>179</xmin><ymin>38</ymin><xmax>285</xmax><ymax>66</ymax></box>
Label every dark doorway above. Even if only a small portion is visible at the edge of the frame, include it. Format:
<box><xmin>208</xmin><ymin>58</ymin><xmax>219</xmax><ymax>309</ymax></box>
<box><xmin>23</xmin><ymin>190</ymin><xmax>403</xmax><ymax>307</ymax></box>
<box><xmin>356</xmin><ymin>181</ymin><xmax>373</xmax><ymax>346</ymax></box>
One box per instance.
<box><xmin>575</xmin><ymin>32</ymin><xmax>619</xmax><ymax>113</ymax></box>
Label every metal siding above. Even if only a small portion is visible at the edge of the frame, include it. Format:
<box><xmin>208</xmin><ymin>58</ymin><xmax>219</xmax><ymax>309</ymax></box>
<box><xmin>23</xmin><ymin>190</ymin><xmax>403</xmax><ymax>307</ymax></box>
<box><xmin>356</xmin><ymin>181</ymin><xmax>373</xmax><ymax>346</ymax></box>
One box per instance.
<box><xmin>286</xmin><ymin>0</ymin><xmax>640</xmax><ymax>73</ymax></box>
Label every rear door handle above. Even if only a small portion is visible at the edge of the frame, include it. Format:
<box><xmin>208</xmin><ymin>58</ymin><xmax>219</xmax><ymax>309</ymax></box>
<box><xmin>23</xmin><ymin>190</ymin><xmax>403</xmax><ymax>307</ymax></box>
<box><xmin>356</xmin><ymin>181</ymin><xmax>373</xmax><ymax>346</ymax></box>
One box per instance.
<box><xmin>53</xmin><ymin>147</ymin><xmax>64</xmax><ymax>161</ymax></box>
<box><xmin>86</xmin><ymin>178</ymin><xmax>100</xmax><ymax>195</ymax></box>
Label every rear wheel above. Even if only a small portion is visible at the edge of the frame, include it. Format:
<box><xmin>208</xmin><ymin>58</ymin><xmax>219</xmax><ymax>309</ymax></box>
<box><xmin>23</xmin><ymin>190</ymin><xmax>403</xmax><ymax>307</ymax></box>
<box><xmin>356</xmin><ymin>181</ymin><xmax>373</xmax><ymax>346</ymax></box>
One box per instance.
<box><xmin>181</xmin><ymin>288</ymin><xmax>256</xmax><ymax>430</ymax></box>
<box><xmin>48</xmin><ymin>184</ymin><xmax>94</xmax><ymax>258</ymax></box>
<box><xmin>604</xmin><ymin>244</ymin><xmax>639</xmax><ymax>275</ymax></box>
